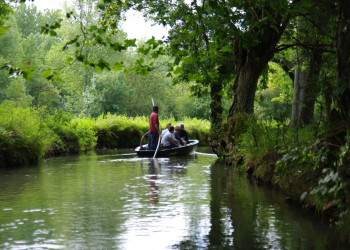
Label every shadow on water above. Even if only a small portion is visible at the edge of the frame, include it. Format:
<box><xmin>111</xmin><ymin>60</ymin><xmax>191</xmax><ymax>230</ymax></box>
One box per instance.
<box><xmin>1</xmin><ymin>149</ymin><xmax>349</xmax><ymax>249</ymax></box>
<box><xmin>203</xmin><ymin>161</ymin><xmax>348</xmax><ymax>250</ymax></box>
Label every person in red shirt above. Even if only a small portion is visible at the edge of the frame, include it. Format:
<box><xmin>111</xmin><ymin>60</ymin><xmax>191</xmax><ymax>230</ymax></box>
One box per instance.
<box><xmin>148</xmin><ymin>105</ymin><xmax>161</xmax><ymax>150</ymax></box>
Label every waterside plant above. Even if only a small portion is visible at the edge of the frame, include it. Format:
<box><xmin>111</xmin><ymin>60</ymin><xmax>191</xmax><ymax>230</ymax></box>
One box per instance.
<box><xmin>0</xmin><ymin>104</ymin><xmax>210</xmax><ymax>168</ymax></box>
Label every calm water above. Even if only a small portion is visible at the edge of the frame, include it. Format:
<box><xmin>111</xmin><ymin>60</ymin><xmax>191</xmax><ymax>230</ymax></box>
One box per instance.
<box><xmin>0</xmin><ymin>148</ymin><xmax>346</xmax><ymax>249</ymax></box>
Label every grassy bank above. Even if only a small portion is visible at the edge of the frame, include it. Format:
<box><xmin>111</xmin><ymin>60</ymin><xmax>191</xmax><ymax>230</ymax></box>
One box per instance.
<box><xmin>0</xmin><ymin>103</ymin><xmax>210</xmax><ymax>168</ymax></box>
<box><xmin>230</xmin><ymin>115</ymin><xmax>350</xmax><ymax>239</ymax></box>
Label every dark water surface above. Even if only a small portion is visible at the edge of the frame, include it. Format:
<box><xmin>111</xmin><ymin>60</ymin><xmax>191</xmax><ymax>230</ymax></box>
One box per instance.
<box><xmin>0</xmin><ymin>148</ymin><xmax>346</xmax><ymax>249</ymax></box>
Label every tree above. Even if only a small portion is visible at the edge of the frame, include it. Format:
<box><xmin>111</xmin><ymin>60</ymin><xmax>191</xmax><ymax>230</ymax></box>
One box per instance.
<box><xmin>289</xmin><ymin>1</ymin><xmax>335</xmax><ymax>126</ymax></box>
<box><xmin>335</xmin><ymin>0</ymin><xmax>350</xmax><ymax>123</ymax></box>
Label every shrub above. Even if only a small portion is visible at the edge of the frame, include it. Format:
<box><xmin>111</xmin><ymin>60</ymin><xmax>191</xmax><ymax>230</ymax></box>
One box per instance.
<box><xmin>0</xmin><ymin>102</ymin><xmax>54</xmax><ymax>166</ymax></box>
<box><xmin>95</xmin><ymin>114</ymin><xmax>148</xmax><ymax>148</ymax></box>
<box><xmin>68</xmin><ymin>116</ymin><xmax>97</xmax><ymax>152</ymax></box>
<box><xmin>45</xmin><ymin>111</ymin><xmax>80</xmax><ymax>155</ymax></box>
<box><xmin>0</xmin><ymin>106</ymin><xmax>210</xmax><ymax>167</ymax></box>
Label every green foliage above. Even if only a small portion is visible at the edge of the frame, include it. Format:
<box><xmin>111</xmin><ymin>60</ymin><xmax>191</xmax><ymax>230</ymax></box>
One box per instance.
<box><xmin>95</xmin><ymin>113</ymin><xmax>148</xmax><ymax>148</ymax></box>
<box><xmin>239</xmin><ymin>115</ymin><xmax>326</xmax><ymax>169</ymax></box>
<box><xmin>300</xmin><ymin>138</ymin><xmax>350</xmax><ymax>223</ymax></box>
<box><xmin>239</xmin><ymin>116</ymin><xmax>279</xmax><ymax>161</ymax></box>
<box><xmin>94</xmin><ymin>113</ymin><xmax>210</xmax><ymax>148</ymax></box>
<box><xmin>0</xmin><ymin>104</ymin><xmax>210</xmax><ymax>167</ymax></box>
<box><xmin>274</xmin><ymin>146</ymin><xmax>314</xmax><ymax>183</ymax></box>
<box><xmin>68</xmin><ymin>116</ymin><xmax>97</xmax><ymax>152</ymax></box>
<box><xmin>255</xmin><ymin>62</ymin><xmax>293</xmax><ymax>122</ymax></box>
<box><xmin>0</xmin><ymin>101</ymin><xmax>54</xmax><ymax>166</ymax></box>
<box><xmin>44</xmin><ymin>110</ymin><xmax>79</xmax><ymax>155</ymax></box>
<box><xmin>180</xmin><ymin>117</ymin><xmax>210</xmax><ymax>145</ymax></box>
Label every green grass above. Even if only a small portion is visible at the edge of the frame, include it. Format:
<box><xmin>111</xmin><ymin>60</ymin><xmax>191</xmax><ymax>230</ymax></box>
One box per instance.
<box><xmin>0</xmin><ymin>106</ymin><xmax>210</xmax><ymax>167</ymax></box>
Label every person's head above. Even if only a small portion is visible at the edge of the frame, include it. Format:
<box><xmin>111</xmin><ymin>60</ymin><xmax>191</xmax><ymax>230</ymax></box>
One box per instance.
<box><xmin>174</xmin><ymin>125</ymin><xmax>180</xmax><ymax>131</ymax></box>
<box><xmin>169</xmin><ymin>126</ymin><xmax>175</xmax><ymax>133</ymax></box>
<box><xmin>166</xmin><ymin>123</ymin><xmax>171</xmax><ymax>129</ymax></box>
<box><xmin>180</xmin><ymin>123</ymin><xmax>184</xmax><ymax>130</ymax></box>
<box><xmin>153</xmin><ymin>105</ymin><xmax>158</xmax><ymax>113</ymax></box>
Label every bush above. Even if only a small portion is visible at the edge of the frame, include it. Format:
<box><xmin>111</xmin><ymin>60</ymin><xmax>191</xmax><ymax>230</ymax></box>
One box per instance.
<box><xmin>44</xmin><ymin>110</ymin><xmax>79</xmax><ymax>155</ymax></box>
<box><xmin>0</xmin><ymin>106</ymin><xmax>210</xmax><ymax>167</ymax></box>
<box><xmin>95</xmin><ymin>114</ymin><xmax>210</xmax><ymax>148</ymax></box>
<box><xmin>68</xmin><ymin>116</ymin><xmax>97</xmax><ymax>152</ymax></box>
<box><xmin>0</xmin><ymin>102</ymin><xmax>55</xmax><ymax>167</ymax></box>
<box><xmin>95</xmin><ymin>114</ymin><xmax>148</xmax><ymax>148</ymax></box>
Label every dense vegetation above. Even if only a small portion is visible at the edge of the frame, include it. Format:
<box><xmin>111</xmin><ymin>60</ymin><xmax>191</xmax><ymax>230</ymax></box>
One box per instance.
<box><xmin>0</xmin><ymin>101</ymin><xmax>209</xmax><ymax>167</ymax></box>
<box><xmin>1</xmin><ymin>0</ymin><xmax>350</xmax><ymax>241</ymax></box>
<box><xmin>0</xmin><ymin>1</ymin><xmax>210</xmax><ymax>166</ymax></box>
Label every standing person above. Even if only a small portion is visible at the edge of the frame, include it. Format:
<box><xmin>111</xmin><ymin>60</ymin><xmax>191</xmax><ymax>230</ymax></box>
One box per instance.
<box><xmin>148</xmin><ymin>105</ymin><xmax>161</xmax><ymax>150</ymax></box>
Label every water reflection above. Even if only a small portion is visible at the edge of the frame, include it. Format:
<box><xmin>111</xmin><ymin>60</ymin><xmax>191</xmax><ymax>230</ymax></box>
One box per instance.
<box><xmin>0</xmin><ymin>150</ymin><xmax>348</xmax><ymax>249</ymax></box>
<box><xmin>205</xmin><ymin>161</ymin><xmax>348</xmax><ymax>250</ymax></box>
<box><xmin>143</xmin><ymin>160</ymin><xmax>160</xmax><ymax>204</ymax></box>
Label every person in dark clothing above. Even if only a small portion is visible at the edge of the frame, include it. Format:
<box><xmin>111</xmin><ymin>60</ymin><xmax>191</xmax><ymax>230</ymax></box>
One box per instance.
<box><xmin>179</xmin><ymin>123</ymin><xmax>189</xmax><ymax>144</ymax></box>
<box><xmin>174</xmin><ymin>125</ymin><xmax>186</xmax><ymax>146</ymax></box>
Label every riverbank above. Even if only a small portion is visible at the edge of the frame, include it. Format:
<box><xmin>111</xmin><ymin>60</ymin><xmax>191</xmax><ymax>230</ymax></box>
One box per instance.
<box><xmin>0</xmin><ymin>103</ymin><xmax>210</xmax><ymax>168</ymax></box>
<box><xmin>222</xmin><ymin>118</ymin><xmax>350</xmax><ymax>243</ymax></box>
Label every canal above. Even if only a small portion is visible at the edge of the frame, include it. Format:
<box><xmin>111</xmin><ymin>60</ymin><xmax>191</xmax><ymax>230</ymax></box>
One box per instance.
<box><xmin>0</xmin><ymin>148</ymin><xmax>346</xmax><ymax>249</ymax></box>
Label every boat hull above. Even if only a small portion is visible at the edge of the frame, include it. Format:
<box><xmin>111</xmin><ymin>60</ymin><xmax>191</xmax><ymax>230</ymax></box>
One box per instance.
<box><xmin>135</xmin><ymin>140</ymin><xmax>199</xmax><ymax>157</ymax></box>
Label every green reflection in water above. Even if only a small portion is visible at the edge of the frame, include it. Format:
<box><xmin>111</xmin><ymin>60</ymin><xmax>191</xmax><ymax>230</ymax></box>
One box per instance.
<box><xmin>206</xmin><ymin>162</ymin><xmax>346</xmax><ymax>250</ymax></box>
<box><xmin>0</xmin><ymin>150</ymin><xmax>347</xmax><ymax>249</ymax></box>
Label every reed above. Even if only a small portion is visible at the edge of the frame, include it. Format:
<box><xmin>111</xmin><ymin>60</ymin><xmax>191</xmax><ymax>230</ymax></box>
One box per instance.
<box><xmin>0</xmin><ymin>107</ymin><xmax>210</xmax><ymax>167</ymax></box>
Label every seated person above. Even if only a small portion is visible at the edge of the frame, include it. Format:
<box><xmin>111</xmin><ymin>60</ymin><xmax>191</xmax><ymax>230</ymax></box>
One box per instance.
<box><xmin>174</xmin><ymin>125</ymin><xmax>186</xmax><ymax>146</ymax></box>
<box><xmin>162</xmin><ymin>126</ymin><xmax>180</xmax><ymax>148</ymax></box>
<box><xmin>179</xmin><ymin>123</ymin><xmax>189</xmax><ymax>144</ymax></box>
<box><xmin>139</xmin><ymin>131</ymin><xmax>151</xmax><ymax>149</ymax></box>
<box><xmin>161</xmin><ymin>123</ymin><xmax>171</xmax><ymax>144</ymax></box>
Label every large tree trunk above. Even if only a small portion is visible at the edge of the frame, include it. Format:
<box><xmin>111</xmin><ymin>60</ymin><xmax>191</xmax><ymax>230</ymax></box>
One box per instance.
<box><xmin>299</xmin><ymin>49</ymin><xmax>323</xmax><ymax>124</ymax></box>
<box><xmin>337</xmin><ymin>0</ymin><xmax>350</xmax><ymax>211</ymax></box>
<box><xmin>209</xmin><ymin>76</ymin><xmax>224</xmax><ymax>156</ymax></box>
<box><xmin>215</xmin><ymin>27</ymin><xmax>287</xmax><ymax>159</ymax></box>
<box><xmin>299</xmin><ymin>5</ymin><xmax>330</xmax><ymax>125</ymax></box>
<box><xmin>336</xmin><ymin>0</ymin><xmax>350</xmax><ymax>122</ymax></box>
<box><xmin>290</xmin><ymin>43</ymin><xmax>307</xmax><ymax>127</ymax></box>
<box><xmin>209</xmin><ymin>2</ymin><xmax>294</xmax><ymax>159</ymax></box>
<box><xmin>291</xmin><ymin>12</ymin><xmax>327</xmax><ymax>126</ymax></box>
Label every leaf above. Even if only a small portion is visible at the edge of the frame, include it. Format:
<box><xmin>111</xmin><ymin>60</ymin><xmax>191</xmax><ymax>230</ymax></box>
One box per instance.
<box><xmin>221</xmin><ymin>46</ymin><xmax>232</xmax><ymax>52</ymax></box>
<box><xmin>113</xmin><ymin>62</ymin><xmax>124</xmax><ymax>71</ymax></box>
<box><xmin>173</xmin><ymin>66</ymin><xmax>183</xmax><ymax>74</ymax></box>
<box><xmin>76</xmin><ymin>54</ymin><xmax>85</xmax><ymax>62</ymax></box>
<box><xmin>66</xmin><ymin>57</ymin><xmax>73</xmax><ymax>65</ymax></box>
<box><xmin>42</xmin><ymin>69</ymin><xmax>52</xmax><ymax>78</ymax></box>
<box><xmin>0</xmin><ymin>25</ymin><xmax>10</xmax><ymax>35</ymax></box>
<box><xmin>96</xmin><ymin>59</ymin><xmax>110</xmax><ymax>71</ymax></box>
<box><xmin>95</xmin><ymin>65</ymin><xmax>103</xmax><ymax>72</ymax></box>
<box><xmin>136</xmin><ymin>58</ymin><xmax>144</xmax><ymax>65</ymax></box>
<box><xmin>125</xmin><ymin>39</ymin><xmax>136</xmax><ymax>47</ymax></box>
<box><xmin>139</xmin><ymin>67</ymin><xmax>149</xmax><ymax>77</ymax></box>
<box><xmin>49</xmin><ymin>30</ymin><xmax>57</xmax><ymax>37</ymax></box>
<box><xmin>300</xmin><ymin>192</ymin><xmax>308</xmax><ymax>201</ymax></box>
<box><xmin>89</xmin><ymin>25</ymin><xmax>98</xmax><ymax>31</ymax></box>
<box><xmin>62</xmin><ymin>36</ymin><xmax>78</xmax><ymax>51</ymax></box>
<box><xmin>66</xmin><ymin>11</ymin><xmax>73</xmax><ymax>18</ymax></box>
<box><xmin>22</xmin><ymin>68</ymin><xmax>36</xmax><ymax>81</ymax></box>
